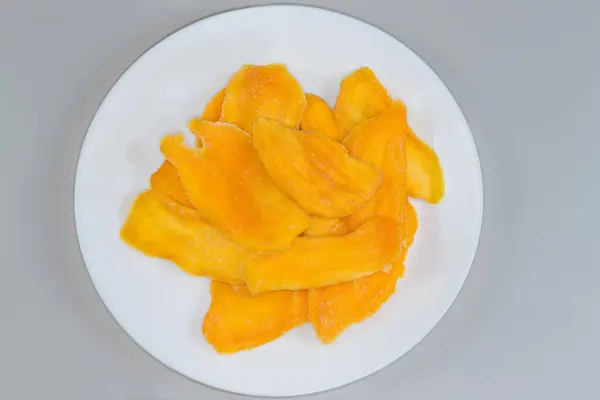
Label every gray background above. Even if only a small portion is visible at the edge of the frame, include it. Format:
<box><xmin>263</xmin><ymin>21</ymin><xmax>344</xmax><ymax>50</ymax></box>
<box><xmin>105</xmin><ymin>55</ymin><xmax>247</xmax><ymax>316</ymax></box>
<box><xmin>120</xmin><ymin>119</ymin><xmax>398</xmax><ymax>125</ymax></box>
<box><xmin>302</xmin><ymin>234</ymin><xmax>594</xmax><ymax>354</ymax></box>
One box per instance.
<box><xmin>1</xmin><ymin>0</ymin><xmax>598</xmax><ymax>398</ymax></box>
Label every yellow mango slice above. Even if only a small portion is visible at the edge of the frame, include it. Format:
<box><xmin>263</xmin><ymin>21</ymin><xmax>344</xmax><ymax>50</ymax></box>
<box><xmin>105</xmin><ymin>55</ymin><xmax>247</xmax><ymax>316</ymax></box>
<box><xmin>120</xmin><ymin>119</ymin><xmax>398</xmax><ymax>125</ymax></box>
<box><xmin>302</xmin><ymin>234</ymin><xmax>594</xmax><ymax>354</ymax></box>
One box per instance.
<box><xmin>201</xmin><ymin>88</ymin><xmax>226</xmax><ymax>122</ymax></box>
<box><xmin>242</xmin><ymin>216</ymin><xmax>403</xmax><ymax>293</ymax></box>
<box><xmin>308</xmin><ymin>201</ymin><xmax>418</xmax><ymax>343</ymax></box>
<box><xmin>253</xmin><ymin>118</ymin><xmax>381</xmax><ymax>218</ymax></box>
<box><xmin>149</xmin><ymin>161</ymin><xmax>194</xmax><ymax>208</ymax></box>
<box><xmin>306</xmin><ymin>216</ymin><xmax>349</xmax><ymax>237</ymax></box>
<box><xmin>120</xmin><ymin>190</ymin><xmax>245</xmax><ymax>283</ymax></box>
<box><xmin>406</xmin><ymin>127</ymin><xmax>445</xmax><ymax>203</ymax></box>
<box><xmin>333</xmin><ymin>67</ymin><xmax>392</xmax><ymax>137</ymax></box>
<box><xmin>194</xmin><ymin>88</ymin><xmax>227</xmax><ymax>147</ymax></box>
<box><xmin>163</xmin><ymin>121</ymin><xmax>309</xmax><ymax>252</ymax></box>
<box><xmin>203</xmin><ymin>281</ymin><xmax>307</xmax><ymax>353</ymax></box>
<box><xmin>343</xmin><ymin>105</ymin><xmax>409</xmax><ymax>230</ymax></box>
<box><xmin>300</xmin><ymin>94</ymin><xmax>344</xmax><ymax>141</ymax></box>
<box><xmin>308</xmin><ymin>268</ymin><xmax>401</xmax><ymax>344</ymax></box>
<box><xmin>398</xmin><ymin>201</ymin><xmax>419</xmax><ymax>264</ymax></box>
<box><xmin>220</xmin><ymin>64</ymin><xmax>306</xmax><ymax>133</ymax></box>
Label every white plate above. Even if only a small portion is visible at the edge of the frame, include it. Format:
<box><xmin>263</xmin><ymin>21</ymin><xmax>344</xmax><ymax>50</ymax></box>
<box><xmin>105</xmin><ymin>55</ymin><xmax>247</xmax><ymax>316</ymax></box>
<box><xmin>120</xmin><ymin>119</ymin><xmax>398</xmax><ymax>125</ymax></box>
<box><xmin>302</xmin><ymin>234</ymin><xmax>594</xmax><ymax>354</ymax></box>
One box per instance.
<box><xmin>74</xmin><ymin>5</ymin><xmax>483</xmax><ymax>397</ymax></box>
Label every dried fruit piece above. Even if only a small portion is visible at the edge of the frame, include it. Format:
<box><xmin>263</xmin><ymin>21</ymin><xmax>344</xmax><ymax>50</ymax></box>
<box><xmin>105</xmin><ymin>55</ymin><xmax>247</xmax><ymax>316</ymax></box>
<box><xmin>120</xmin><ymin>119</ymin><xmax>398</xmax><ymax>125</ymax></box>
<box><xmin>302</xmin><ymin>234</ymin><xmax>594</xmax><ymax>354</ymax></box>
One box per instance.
<box><xmin>201</xmin><ymin>88</ymin><xmax>226</xmax><ymax>122</ymax></box>
<box><xmin>253</xmin><ymin>118</ymin><xmax>381</xmax><ymax>218</ymax></box>
<box><xmin>220</xmin><ymin>64</ymin><xmax>306</xmax><ymax>133</ymax></box>
<box><xmin>194</xmin><ymin>88</ymin><xmax>227</xmax><ymax>147</ymax></box>
<box><xmin>333</xmin><ymin>67</ymin><xmax>392</xmax><ymax>136</ymax></box>
<box><xmin>343</xmin><ymin>104</ymin><xmax>408</xmax><ymax>229</ymax></box>
<box><xmin>242</xmin><ymin>216</ymin><xmax>403</xmax><ymax>293</ymax></box>
<box><xmin>203</xmin><ymin>281</ymin><xmax>307</xmax><ymax>353</ymax></box>
<box><xmin>120</xmin><ymin>190</ymin><xmax>245</xmax><ymax>283</ymax></box>
<box><xmin>308</xmin><ymin>201</ymin><xmax>418</xmax><ymax>343</ymax></box>
<box><xmin>400</xmin><ymin>200</ymin><xmax>419</xmax><ymax>262</ymax></box>
<box><xmin>163</xmin><ymin>121</ymin><xmax>309</xmax><ymax>252</ymax></box>
<box><xmin>308</xmin><ymin>266</ymin><xmax>400</xmax><ymax>344</ymax></box>
<box><xmin>306</xmin><ymin>216</ymin><xmax>349</xmax><ymax>237</ymax></box>
<box><xmin>149</xmin><ymin>161</ymin><xmax>194</xmax><ymax>208</ymax></box>
<box><xmin>390</xmin><ymin>200</ymin><xmax>419</xmax><ymax>278</ymax></box>
<box><xmin>406</xmin><ymin>127</ymin><xmax>445</xmax><ymax>203</ymax></box>
<box><xmin>300</xmin><ymin>94</ymin><xmax>344</xmax><ymax>141</ymax></box>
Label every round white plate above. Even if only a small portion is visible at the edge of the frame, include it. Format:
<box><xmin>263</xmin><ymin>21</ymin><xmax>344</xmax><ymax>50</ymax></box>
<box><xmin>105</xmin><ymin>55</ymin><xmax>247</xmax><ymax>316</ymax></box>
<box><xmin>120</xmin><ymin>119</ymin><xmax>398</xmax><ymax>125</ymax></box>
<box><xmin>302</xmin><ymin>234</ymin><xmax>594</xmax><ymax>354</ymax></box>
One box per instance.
<box><xmin>74</xmin><ymin>5</ymin><xmax>483</xmax><ymax>397</ymax></box>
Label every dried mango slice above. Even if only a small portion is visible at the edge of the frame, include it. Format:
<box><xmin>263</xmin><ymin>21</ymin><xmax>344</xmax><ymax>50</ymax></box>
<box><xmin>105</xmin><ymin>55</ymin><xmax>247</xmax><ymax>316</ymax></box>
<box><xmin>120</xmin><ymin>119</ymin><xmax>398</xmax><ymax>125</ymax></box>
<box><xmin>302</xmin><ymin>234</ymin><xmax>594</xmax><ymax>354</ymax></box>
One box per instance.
<box><xmin>390</xmin><ymin>199</ymin><xmax>419</xmax><ymax>279</ymax></box>
<box><xmin>343</xmin><ymin>104</ymin><xmax>409</xmax><ymax>230</ymax></box>
<box><xmin>308</xmin><ymin>201</ymin><xmax>418</xmax><ymax>343</ymax></box>
<box><xmin>398</xmin><ymin>200</ymin><xmax>419</xmax><ymax>264</ymax></box>
<box><xmin>308</xmin><ymin>267</ymin><xmax>400</xmax><ymax>344</ymax></box>
<box><xmin>149</xmin><ymin>161</ymin><xmax>194</xmax><ymax>208</ymax></box>
<box><xmin>202</xmin><ymin>281</ymin><xmax>307</xmax><ymax>353</ymax></box>
<box><xmin>242</xmin><ymin>216</ymin><xmax>403</xmax><ymax>293</ymax></box>
<box><xmin>201</xmin><ymin>88</ymin><xmax>225</xmax><ymax>122</ymax></box>
<box><xmin>306</xmin><ymin>104</ymin><xmax>414</xmax><ymax>342</ymax></box>
<box><xmin>333</xmin><ymin>67</ymin><xmax>392</xmax><ymax>137</ymax></box>
<box><xmin>163</xmin><ymin>121</ymin><xmax>309</xmax><ymax>252</ymax></box>
<box><xmin>194</xmin><ymin>88</ymin><xmax>226</xmax><ymax>147</ymax></box>
<box><xmin>306</xmin><ymin>216</ymin><xmax>349</xmax><ymax>237</ymax></box>
<box><xmin>120</xmin><ymin>190</ymin><xmax>245</xmax><ymax>283</ymax></box>
<box><xmin>406</xmin><ymin>127</ymin><xmax>445</xmax><ymax>203</ymax></box>
<box><xmin>220</xmin><ymin>64</ymin><xmax>306</xmax><ymax>133</ymax></box>
<box><xmin>253</xmin><ymin>118</ymin><xmax>381</xmax><ymax>218</ymax></box>
<box><xmin>300</xmin><ymin>94</ymin><xmax>344</xmax><ymax>141</ymax></box>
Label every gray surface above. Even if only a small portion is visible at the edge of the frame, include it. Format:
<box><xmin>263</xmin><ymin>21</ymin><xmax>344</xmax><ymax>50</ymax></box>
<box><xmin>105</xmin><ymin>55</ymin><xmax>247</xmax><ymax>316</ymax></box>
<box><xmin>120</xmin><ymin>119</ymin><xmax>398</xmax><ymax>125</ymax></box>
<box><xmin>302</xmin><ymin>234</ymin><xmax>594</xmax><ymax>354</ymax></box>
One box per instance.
<box><xmin>1</xmin><ymin>0</ymin><xmax>599</xmax><ymax>398</ymax></box>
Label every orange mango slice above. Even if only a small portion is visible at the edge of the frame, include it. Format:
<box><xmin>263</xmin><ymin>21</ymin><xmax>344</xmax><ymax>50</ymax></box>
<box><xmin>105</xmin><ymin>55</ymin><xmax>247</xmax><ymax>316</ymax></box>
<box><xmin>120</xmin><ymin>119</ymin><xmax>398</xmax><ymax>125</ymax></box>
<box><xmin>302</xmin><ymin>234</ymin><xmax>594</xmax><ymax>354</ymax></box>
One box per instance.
<box><xmin>201</xmin><ymin>88</ymin><xmax>226</xmax><ymax>122</ymax></box>
<box><xmin>300</xmin><ymin>94</ymin><xmax>344</xmax><ymax>141</ymax></box>
<box><xmin>253</xmin><ymin>118</ymin><xmax>381</xmax><ymax>218</ymax></box>
<box><xmin>220</xmin><ymin>64</ymin><xmax>306</xmax><ymax>133</ymax></box>
<box><xmin>333</xmin><ymin>67</ymin><xmax>392</xmax><ymax>137</ymax></box>
<box><xmin>308</xmin><ymin>201</ymin><xmax>418</xmax><ymax>343</ymax></box>
<box><xmin>242</xmin><ymin>216</ymin><xmax>403</xmax><ymax>293</ymax></box>
<box><xmin>406</xmin><ymin>127</ymin><xmax>445</xmax><ymax>203</ymax></box>
<box><xmin>306</xmin><ymin>216</ymin><xmax>349</xmax><ymax>237</ymax></box>
<box><xmin>400</xmin><ymin>201</ymin><xmax>419</xmax><ymax>261</ymax></box>
<box><xmin>149</xmin><ymin>161</ymin><xmax>194</xmax><ymax>208</ymax></box>
<box><xmin>343</xmin><ymin>104</ymin><xmax>409</xmax><ymax>230</ymax></box>
<box><xmin>195</xmin><ymin>88</ymin><xmax>226</xmax><ymax>147</ymax></box>
<box><xmin>203</xmin><ymin>281</ymin><xmax>307</xmax><ymax>353</ymax></box>
<box><xmin>163</xmin><ymin>121</ymin><xmax>309</xmax><ymax>252</ymax></box>
<box><xmin>120</xmin><ymin>190</ymin><xmax>245</xmax><ymax>283</ymax></box>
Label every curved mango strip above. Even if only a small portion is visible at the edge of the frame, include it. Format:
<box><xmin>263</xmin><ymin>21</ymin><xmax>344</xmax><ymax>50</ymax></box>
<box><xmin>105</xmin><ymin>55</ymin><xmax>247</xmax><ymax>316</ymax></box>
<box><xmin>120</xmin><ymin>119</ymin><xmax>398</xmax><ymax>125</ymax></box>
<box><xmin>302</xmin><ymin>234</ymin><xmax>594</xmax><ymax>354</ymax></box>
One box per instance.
<box><xmin>195</xmin><ymin>88</ymin><xmax>227</xmax><ymax>147</ymax></box>
<box><xmin>333</xmin><ymin>67</ymin><xmax>392</xmax><ymax>137</ymax></box>
<box><xmin>343</xmin><ymin>104</ymin><xmax>409</xmax><ymax>230</ymax></box>
<box><xmin>203</xmin><ymin>281</ymin><xmax>307</xmax><ymax>353</ymax></box>
<box><xmin>220</xmin><ymin>64</ymin><xmax>306</xmax><ymax>133</ymax></box>
<box><xmin>242</xmin><ymin>216</ymin><xmax>403</xmax><ymax>293</ymax></box>
<box><xmin>300</xmin><ymin>94</ymin><xmax>344</xmax><ymax>141</ymax></box>
<box><xmin>406</xmin><ymin>127</ymin><xmax>445</xmax><ymax>203</ymax></box>
<box><xmin>253</xmin><ymin>118</ymin><xmax>381</xmax><ymax>218</ymax></box>
<box><xmin>308</xmin><ymin>201</ymin><xmax>418</xmax><ymax>343</ymax></box>
<box><xmin>162</xmin><ymin>121</ymin><xmax>309</xmax><ymax>252</ymax></box>
<box><xmin>149</xmin><ymin>161</ymin><xmax>194</xmax><ymax>208</ymax></box>
<box><xmin>200</xmin><ymin>88</ymin><xmax>225</xmax><ymax>122</ymax></box>
<box><xmin>120</xmin><ymin>190</ymin><xmax>246</xmax><ymax>283</ymax></box>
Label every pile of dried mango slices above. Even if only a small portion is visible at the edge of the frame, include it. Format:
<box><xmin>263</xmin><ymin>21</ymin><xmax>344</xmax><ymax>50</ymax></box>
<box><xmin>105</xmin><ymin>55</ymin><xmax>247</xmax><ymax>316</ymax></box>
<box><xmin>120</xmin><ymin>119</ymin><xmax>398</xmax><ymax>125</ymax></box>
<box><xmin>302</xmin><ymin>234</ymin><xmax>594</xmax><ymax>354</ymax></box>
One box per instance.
<box><xmin>120</xmin><ymin>64</ymin><xmax>444</xmax><ymax>353</ymax></box>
